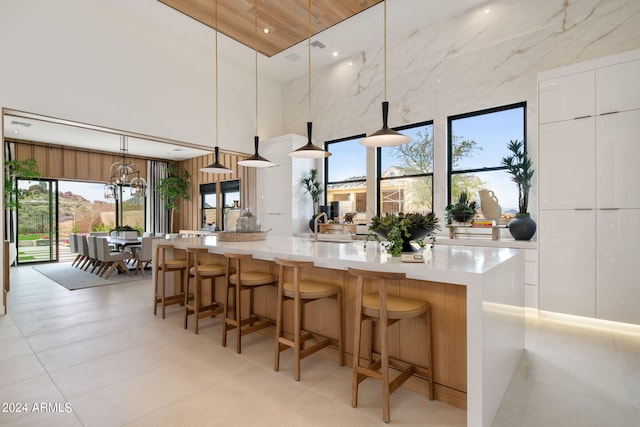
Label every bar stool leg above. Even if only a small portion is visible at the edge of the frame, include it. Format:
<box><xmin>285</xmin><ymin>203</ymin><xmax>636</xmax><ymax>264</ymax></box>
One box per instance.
<box><xmin>274</xmin><ymin>264</ymin><xmax>285</xmax><ymax>372</ymax></box>
<box><xmin>352</xmin><ymin>275</ymin><xmax>364</xmax><ymax>408</ymax></box>
<box><xmin>380</xmin><ymin>282</ymin><xmax>390</xmax><ymax>423</ymax></box>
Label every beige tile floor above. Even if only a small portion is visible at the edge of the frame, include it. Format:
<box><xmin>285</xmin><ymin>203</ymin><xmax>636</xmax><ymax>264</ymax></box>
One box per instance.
<box><xmin>1</xmin><ymin>265</ymin><xmax>639</xmax><ymax>426</ymax></box>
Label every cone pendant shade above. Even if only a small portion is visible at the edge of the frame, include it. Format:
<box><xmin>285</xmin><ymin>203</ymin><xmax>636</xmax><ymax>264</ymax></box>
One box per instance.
<box><xmin>201</xmin><ymin>146</ymin><xmax>232</xmax><ymax>173</ymax></box>
<box><xmin>237</xmin><ymin>136</ymin><xmax>274</xmax><ymax>168</ymax></box>
<box><xmin>290</xmin><ymin>122</ymin><xmax>331</xmax><ymax>158</ymax></box>
<box><xmin>360</xmin><ymin>101</ymin><xmax>411</xmax><ymax>147</ymax></box>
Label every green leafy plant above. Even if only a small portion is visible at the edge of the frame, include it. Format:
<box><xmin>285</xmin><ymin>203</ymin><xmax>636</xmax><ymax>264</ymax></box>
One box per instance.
<box><xmin>445</xmin><ymin>191</ymin><xmax>477</xmax><ymax>224</ymax></box>
<box><xmin>301</xmin><ymin>168</ymin><xmax>323</xmax><ymax>212</ymax></box>
<box><xmin>4</xmin><ymin>159</ymin><xmax>41</xmax><ymax>210</ymax></box>
<box><xmin>157</xmin><ymin>165</ymin><xmax>192</xmax><ymax>232</ymax></box>
<box><xmin>367</xmin><ymin>212</ymin><xmax>440</xmax><ymax>256</ymax></box>
<box><xmin>501</xmin><ymin>140</ymin><xmax>534</xmax><ymax>214</ymax></box>
<box><xmin>110</xmin><ymin>225</ymin><xmax>137</xmax><ymax>233</ymax></box>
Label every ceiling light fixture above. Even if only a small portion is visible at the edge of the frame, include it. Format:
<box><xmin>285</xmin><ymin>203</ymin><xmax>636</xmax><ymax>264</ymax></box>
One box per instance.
<box><xmin>238</xmin><ymin>0</ymin><xmax>274</xmax><ymax>168</ymax></box>
<box><xmin>360</xmin><ymin>0</ymin><xmax>411</xmax><ymax>147</ymax></box>
<box><xmin>105</xmin><ymin>135</ymin><xmax>146</xmax><ymax>199</ymax></box>
<box><xmin>289</xmin><ymin>0</ymin><xmax>331</xmax><ymax>159</ymax></box>
<box><xmin>201</xmin><ymin>0</ymin><xmax>233</xmax><ymax>174</ymax></box>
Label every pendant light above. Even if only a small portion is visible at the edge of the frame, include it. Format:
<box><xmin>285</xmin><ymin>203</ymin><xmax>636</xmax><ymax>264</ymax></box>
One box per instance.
<box><xmin>289</xmin><ymin>0</ymin><xmax>331</xmax><ymax>159</ymax></box>
<box><xmin>360</xmin><ymin>0</ymin><xmax>411</xmax><ymax>147</ymax></box>
<box><xmin>238</xmin><ymin>0</ymin><xmax>274</xmax><ymax>168</ymax></box>
<box><xmin>201</xmin><ymin>0</ymin><xmax>232</xmax><ymax>174</ymax></box>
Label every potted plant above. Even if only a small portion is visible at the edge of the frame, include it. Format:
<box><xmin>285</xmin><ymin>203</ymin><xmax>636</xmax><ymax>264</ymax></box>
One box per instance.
<box><xmin>157</xmin><ymin>165</ymin><xmax>192</xmax><ymax>233</ymax></box>
<box><xmin>501</xmin><ymin>139</ymin><xmax>536</xmax><ymax>240</ymax></box>
<box><xmin>445</xmin><ymin>191</ymin><xmax>477</xmax><ymax>224</ymax></box>
<box><xmin>301</xmin><ymin>168</ymin><xmax>324</xmax><ymax>231</ymax></box>
<box><xmin>368</xmin><ymin>212</ymin><xmax>440</xmax><ymax>256</ymax></box>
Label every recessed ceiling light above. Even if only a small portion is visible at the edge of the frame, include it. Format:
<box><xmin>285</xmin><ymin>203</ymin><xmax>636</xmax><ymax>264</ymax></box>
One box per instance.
<box><xmin>348</xmin><ymin>62</ymin><xmax>353</xmax><ymax>66</ymax></box>
<box><xmin>13</xmin><ymin>130</ymin><xmax>19</xmax><ymax>134</ymax></box>
<box><xmin>172</xmin><ymin>148</ymin><xmax>186</xmax><ymax>152</ymax></box>
<box><xmin>484</xmin><ymin>8</ymin><xmax>491</xmax><ymax>14</ymax></box>
<box><xmin>332</xmin><ymin>51</ymin><xmax>338</xmax><ymax>57</ymax></box>
<box><xmin>263</xmin><ymin>28</ymin><xmax>269</xmax><ymax>34</ymax></box>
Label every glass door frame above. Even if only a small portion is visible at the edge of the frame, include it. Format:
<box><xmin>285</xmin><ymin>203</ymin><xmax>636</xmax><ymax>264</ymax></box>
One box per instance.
<box><xmin>15</xmin><ymin>177</ymin><xmax>59</xmax><ymax>264</ymax></box>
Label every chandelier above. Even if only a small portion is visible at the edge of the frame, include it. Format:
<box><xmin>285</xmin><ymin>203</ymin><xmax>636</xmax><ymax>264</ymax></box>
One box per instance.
<box><xmin>104</xmin><ymin>136</ymin><xmax>147</xmax><ymax>199</ymax></box>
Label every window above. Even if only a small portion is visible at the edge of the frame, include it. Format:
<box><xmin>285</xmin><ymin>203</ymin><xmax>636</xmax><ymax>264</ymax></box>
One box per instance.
<box><xmin>378</xmin><ymin>121</ymin><xmax>434</xmax><ymax>215</ymax></box>
<box><xmin>448</xmin><ymin>103</ymin><xmax>526</xmax><ymax>221</ymax></box>
<box><xmin>325</xmin><ymin>135</ymin><xmax>367</xmax><ymax>223</ymax></box>
<box><xmin>118</xmin><ymin>185</ymin><xmax>145</xmax><ymax>232</ymax></box>
<box><xmin>200</xmin><ymin>183</ymin><xmax>216</xmax><ymax>228</ymax></box>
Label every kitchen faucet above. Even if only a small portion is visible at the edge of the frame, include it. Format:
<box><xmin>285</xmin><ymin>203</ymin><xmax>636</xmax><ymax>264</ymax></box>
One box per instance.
<box><xmin>313</xmin><ymin>212</ymin><xmax>329</xmax><ymax>241</ymax></box>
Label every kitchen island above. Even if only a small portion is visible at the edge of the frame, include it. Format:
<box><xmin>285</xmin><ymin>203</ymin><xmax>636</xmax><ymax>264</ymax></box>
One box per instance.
<box><xmin>155</xmin><ymin>236</ymin><xmax>524</xmax><ymax>427</ymax></box>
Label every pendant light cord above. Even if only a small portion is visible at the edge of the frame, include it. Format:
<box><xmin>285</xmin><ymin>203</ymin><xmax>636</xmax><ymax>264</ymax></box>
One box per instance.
<box><xmin>215</xmin><ymin>0</ymin><xmax>219</xmax><ymax>148</ymax></box>
<box><xmin>255</xmin><ymin>0</ymin><xmax>259</xmax><ymax>136</ymax></box>
<box><xmin>383</xmin><ymin>0</ymin><xmax>387</xmax><ymax>102</ymax></box>
<box><xmin>308</xmin><ymin>0</ymin><xmax>312</xmax><ymax>122</ymax></box>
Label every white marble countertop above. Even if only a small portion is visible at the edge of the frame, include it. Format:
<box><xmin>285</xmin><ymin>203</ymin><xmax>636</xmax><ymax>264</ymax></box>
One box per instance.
<box><xmin>168</xmin><ymin>236</ymin><xmax>521</xmax><ymax>286</ymax></box>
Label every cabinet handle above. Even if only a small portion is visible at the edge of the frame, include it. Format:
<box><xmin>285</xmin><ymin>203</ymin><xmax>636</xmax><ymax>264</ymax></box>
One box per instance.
<box><xmin>573</xmin><ymin>208</ymin><xmax>593</xmax><ymax>211</ymax></box>
<box><xmin>599</xmin><ymin>208</ymin><xmax>620</xmax><ymax>210</ymax></box>
<box><xmin>573</xmin><ymin>115</ymin><xmax>592</xmax><ymax>120</ymax></box>
<box><xmin>599</xmin><ymin>111</ymin><xmax>619</xmax><ymax>116</ymax></box>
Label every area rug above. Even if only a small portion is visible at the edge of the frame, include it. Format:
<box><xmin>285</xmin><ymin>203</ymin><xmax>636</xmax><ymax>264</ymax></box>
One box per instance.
<box><xmin>32</xmin><ymin>262</ymin><xmax>148</xmax><ymax>290</ymax></box>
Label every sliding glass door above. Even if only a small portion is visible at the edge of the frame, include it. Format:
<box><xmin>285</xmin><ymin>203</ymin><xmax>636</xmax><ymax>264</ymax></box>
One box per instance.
<box><xmin>16</xmin><ymin>179</ymin><xmax>58</xmax><ymax>264</ymax></box>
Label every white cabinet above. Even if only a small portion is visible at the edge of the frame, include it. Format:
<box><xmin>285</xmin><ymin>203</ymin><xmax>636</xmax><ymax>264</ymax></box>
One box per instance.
<box><xmin>255</xmin><ymin>134</ymin><xmax>315</xmax><ymax>236</ymax></box>
<box><xmin>596</xmin><ymin>59</ymin><xmax>640</xmax><ymax>114</ymax></box>
<box><xmin>595</xmin><ymin>110</ymin><xmax>640</xmax><ymax>209</ymax></box>
<box><xmin>539</xmin><ymin>210</ymin><xmax>595</xmax><ymax>317</ymax></box>
<box><xmin>539</xmin><ymin>118</ymin><xmax>595</xmax><ymax>209</ymax></box>
<box><xmin>538</xmin><ymin>49</ymin><xmax>640</xmax><ymax>324</ymax></box>
<box><xmin>538</xmin><ymin>71</ymin><xmax>595</xmax><ymax>124</ymax></box>
<box><xmin>596</xmin><ymin>209</ymin><xmax>640</xmax><ymax>324</ymax></box>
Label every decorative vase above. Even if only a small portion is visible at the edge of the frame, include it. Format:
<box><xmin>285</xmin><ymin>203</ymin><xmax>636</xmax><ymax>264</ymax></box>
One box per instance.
<box><xmin>224</xmin><ymin>200</ymin><xmax>241</xmax><ymax>231</ymax></box>
<box><xmin>237</xmin><ymin>206</ymin><xmax>261</xmax><ymax>232</ymax></box>
<box><xmin>508</xmin><ymin>213</ymin><xmax>536</xmax><ymax>241</ymax></box>
<box><xmin>478</xmin><ymin>189</ymin><xmax>502</xmax><ymax>222</ymax></box>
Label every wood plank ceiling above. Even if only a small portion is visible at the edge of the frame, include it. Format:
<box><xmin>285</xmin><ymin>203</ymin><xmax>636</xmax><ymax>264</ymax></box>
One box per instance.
<box><xmin>158</xmin><ymin>0</ymin><xmax>383</xmax><ymax>57</ymax></box>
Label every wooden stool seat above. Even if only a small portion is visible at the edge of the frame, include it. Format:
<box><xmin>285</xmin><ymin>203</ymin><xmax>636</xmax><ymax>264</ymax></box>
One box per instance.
<box><xmin>229</xmin><ymin>271</ymin><xmax>277</xmax><ymax>286</ymax></box>
<box><xmin>362</xmin><ymin>293</ymin><xmax>430</xmax><ymax>319</ymax></box>
<box><xmin>189</xmin><ymin>263</ymin><xmax>225</xmax><ymax>276</ymax></box>
<box><xmin>283</xmin><ymin>280</ymin><xmax>340</xmax><ymax>299</ymax></box>
<box><xmin>222</xmin><ymin>253</ymin><xmax>277</xmax><ymax>354</ymax></box>
<box><xmin>153</xmin><ymin>243</ymin><xmax>187</xmax><ymax>319</ymax></box>
<box><xmin>274</xmin><ymin>258</ymin><xmax>344</xmax><ymax>381</ymax></box>
<box><xmin>348</xmin><ymin>267</ymin><xmax>434</xmax><ymax>423</ymax></box>
<box><xmin>184</xmin><ymin>247</ymin><xmax>225</xmax><ymax>334</ymax></box>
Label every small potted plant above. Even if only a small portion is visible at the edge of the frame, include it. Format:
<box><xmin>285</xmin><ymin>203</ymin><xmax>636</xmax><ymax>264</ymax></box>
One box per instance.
<box><xmin>445</xmin><ymin>191</ymin><xmax>477</xmax><ymax>224</ymax></box>
<box><xmin>501</xmin><ymin>139</ymin><xmax>536</xmax><ymax>240</ymax></box>
<box><xmin>368</xmin><ymin>212</ymin><xmax>440</xmax><ymax>256</ymax></box>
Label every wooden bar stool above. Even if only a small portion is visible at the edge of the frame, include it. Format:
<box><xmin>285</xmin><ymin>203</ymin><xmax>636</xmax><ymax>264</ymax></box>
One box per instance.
<box><xmin>184</xmin><ymin>247</ymin><xmax>225</xmax><ymax>334</ymax></box>
<box><xmin>348</xmin><ymin>267</ymin><xmax>434</xmax><ymax>423</ymax></box>
<box><xmin>222</xmin><ymin>252</ymin><xmax>277</xmax><ymax>354</ymax></box>
<box><xmin>153</xmin><ymin>243</ymin><xmax>187</xmax><ymax>319</ymax></box>
<box><xmin>273</xmin><ymin>258</ymin><xmax>344</xmax><ymax>381</ymax></box>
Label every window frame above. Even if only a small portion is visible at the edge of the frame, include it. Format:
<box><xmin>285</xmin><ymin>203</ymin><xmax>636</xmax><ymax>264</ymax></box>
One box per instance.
<box><xmin>324</xmin><ymin>132</ymin><xmax>367</xmax><ymax>213</ymax></box>
<box><xmin>376</xmin><ymin>120</ymin><xmax>435</xmax><ymax>217</ymax></box>
<box><xmin>446</xmin><ymin>102</ymin><xmax>527</xmax><ymax>206</ymax></box>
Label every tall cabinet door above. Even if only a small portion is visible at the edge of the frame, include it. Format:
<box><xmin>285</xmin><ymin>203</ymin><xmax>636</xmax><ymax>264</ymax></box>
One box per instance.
<box><xmin>596</xmin><ymin>110</ymin><xmax>640</xmax><ymax>209</ymax></box>
<box><xmin>539</xmin><ymin>71</ymin><xmax>595</xmax><ymax>124</ymax></box>
<box><xmin>539</xmin><ymin>209</ymin><xmax>596</xmax><ymax>317</ymax></box>
<box><xmin>539</xmin><ymin>118</ymin><xmax>595</xmax><ymax>210</ymax></box>
<box><xmin>596</xmin><ymin>209</ymin><xmax>640</xmax><ymax>324</ymax></box>
<box><xmin>596</xmin><ymin>59</ymin><xmax>640</xmax><ymax>115</ymax></box>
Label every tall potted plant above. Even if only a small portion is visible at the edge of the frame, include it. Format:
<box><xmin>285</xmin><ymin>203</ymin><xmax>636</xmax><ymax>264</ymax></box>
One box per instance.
<box><xmin>501</xmin><ymin>140</ymin><xmax>536</xmax><ymax>240</ymax></box>
<box><xmin>157</xmin><ymin>165</ymin><xmax>192</xmax><ymax>233</ymax></box>
<box><xmin>301</xmin><ymin>168</ymin><xmax>323</xmax><ymax>231</ymax></box>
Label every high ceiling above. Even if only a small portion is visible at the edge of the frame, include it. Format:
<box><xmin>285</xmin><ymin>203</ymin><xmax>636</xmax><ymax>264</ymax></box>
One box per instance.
<box><xmin>158</xmin><ymin>0</ymin><xmax>383</xmax><ymax>57</ymax></box>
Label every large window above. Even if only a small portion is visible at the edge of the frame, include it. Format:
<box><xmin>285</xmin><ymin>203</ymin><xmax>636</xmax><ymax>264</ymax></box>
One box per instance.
<box><xmin>325</xmin><ymin>135</ymin><xmax>367</xmax><ymax>223</ymax></box>
<box><xmin>448</xmin><ymin>102</ymin><xmax>526</xmax><ymax>221</ymax></box>
<box><xmin>378</xmin><ymin>121</ymin><xmax>434</xmax><ymax>215</ymax></box>
<box><xmin>201</xmin><ymin>183</ymin><xmax>216</xmax><ymax>228</ymax></box>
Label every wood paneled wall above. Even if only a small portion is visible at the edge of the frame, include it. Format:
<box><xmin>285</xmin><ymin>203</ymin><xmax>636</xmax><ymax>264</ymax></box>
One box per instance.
<box><xmin>176</xmin><ymin>150</ymin><xmax>253</xmax><ymax>231</ymax></box>
<box><xmin>11</xmin><ymin>140</ymin><xmax>148</xmax><ymax>183</ymax></box>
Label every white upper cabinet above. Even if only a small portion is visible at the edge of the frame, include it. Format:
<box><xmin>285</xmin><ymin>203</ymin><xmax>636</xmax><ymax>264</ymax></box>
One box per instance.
<box><xmin>596</xmin><ymin>59</ymin><xmax>640</xmax><ymax>115</ymax></box>
<box><xmin>539</xmin><ymin>117</ymin><xmax>595</xmax><ymax>209</ymax></box>
<box><xmin>596</xmin><ymin>109</ymin><xmax>640</xmax><ymax>209</ymax></box>
<box><xmin>538</xmin><ymin>71</ymin><xmax>595</xmax><ymax>124</ymax></box>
